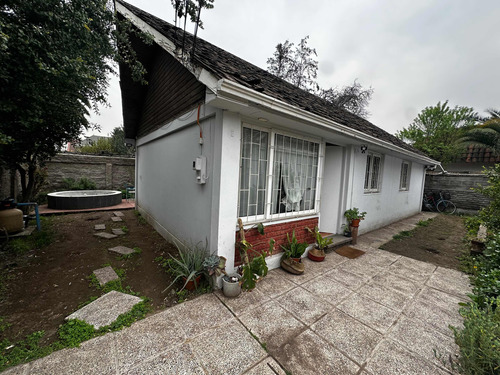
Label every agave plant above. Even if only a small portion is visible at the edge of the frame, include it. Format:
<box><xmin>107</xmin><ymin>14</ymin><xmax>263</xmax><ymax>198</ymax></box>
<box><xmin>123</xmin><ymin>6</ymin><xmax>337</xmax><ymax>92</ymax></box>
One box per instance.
<box><xmin>163</xmin><ymin>241</ymin><xmax>207</xmax><ymax>292</ymax></box>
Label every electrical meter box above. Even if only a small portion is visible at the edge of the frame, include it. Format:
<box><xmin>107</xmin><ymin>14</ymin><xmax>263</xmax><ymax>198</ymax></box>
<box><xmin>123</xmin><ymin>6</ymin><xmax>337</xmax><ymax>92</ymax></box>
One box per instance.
<box><xmin>193</xmin><ymin>156</ymin><xmax>207</xmax><ymax>184</ymax></box>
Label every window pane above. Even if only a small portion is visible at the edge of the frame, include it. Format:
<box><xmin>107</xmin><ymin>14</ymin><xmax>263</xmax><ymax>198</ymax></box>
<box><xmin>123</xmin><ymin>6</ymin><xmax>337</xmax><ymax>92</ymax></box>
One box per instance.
<box><xmin>272</xmin><ymin>133</ymin><xmax>319</xmax><ymax>214</ymax></box>
<box><xmin>364</xmin><ymin>154</ymin><xmax>372</xmax><ymax>190</ymax></box>
<box><xmin>238</xmin><ymin>127</ymin><xmax>269</xmax><ymax>217</ymax></box>
<box><xmin>371</xmin><ymin>156</ymin><xmax>381</xmax><ymax>190</ymax></box>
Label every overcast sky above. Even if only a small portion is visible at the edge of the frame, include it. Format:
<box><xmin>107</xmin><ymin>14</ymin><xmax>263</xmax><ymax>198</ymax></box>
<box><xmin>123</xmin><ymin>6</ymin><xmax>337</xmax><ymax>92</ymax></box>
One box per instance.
<box><xmin>88</xmin><ymin>0</ymin><xmax>500</xmax><ymax>137</ymax></box>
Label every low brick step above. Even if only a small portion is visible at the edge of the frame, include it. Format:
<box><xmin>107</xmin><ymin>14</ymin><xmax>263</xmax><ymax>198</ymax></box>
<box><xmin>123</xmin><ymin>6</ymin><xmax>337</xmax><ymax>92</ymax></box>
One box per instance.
<box><xmin>323</xmin><ymin>234</ymin><xmax>352</xmax><ymax>251</ymax></box>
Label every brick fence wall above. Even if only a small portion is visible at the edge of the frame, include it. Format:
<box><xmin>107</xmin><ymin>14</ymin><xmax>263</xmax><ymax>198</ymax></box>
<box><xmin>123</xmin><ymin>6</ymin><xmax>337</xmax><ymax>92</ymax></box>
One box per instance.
<box><xmin>235</xmin><ymin>217</ymin><xmax>318</xmax><ymax>265</ymax></box>
<box><xmin>424</xmin><ymin>173</ymin><xmax>490</xmax><ymax>211</ymax></box>
<box><xmin>46</xmin><ymin>153</ymin><xmax>135</xmax><ymax>191</ymax></box>
<box><xmin>0</xmin><ymin>153</ymin><xmax>135</xmax><ymax>200</ymax></box>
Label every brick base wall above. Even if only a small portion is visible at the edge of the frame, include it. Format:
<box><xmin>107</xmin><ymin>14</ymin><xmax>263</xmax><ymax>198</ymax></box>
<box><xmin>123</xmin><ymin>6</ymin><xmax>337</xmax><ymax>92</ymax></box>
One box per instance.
<box><xmin>235</xmin><ymin>217</ymin><xmax>318</xmax><ymax>265</ymax></box>
<box><xmin>425</xmin><ymin>172</ymin><xmax>490</xmax><ymax>211</ymax></box>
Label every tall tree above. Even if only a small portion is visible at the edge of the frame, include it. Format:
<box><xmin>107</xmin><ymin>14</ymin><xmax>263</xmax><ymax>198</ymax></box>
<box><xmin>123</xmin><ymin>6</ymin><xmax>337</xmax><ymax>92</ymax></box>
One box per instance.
<box><xmin>0</xmin><ymin>0</ymin><xmax>149</xmax><ymax>202</ymax></box>
<box><xmin>460</xmin><ymin>109</ymin><xmax>500</xmax><ymax>155</ymax></box>
<box><xmin>267</xmin><ymin>36</ymin><xmax>373</xmax><ymax>118</ymax></box>
<box><xmin>397</xmin><ymin>101</ymin><xmax>477</xmax><ymax>163</ymax></box>
<box><xmin>318</xmin><ymin>80</ymin><xmax>374</xmax><ymax>118</ymax></box>
<box><xmin>267</xmin><ymin>36</ymin><xmax>317</xmax><ymax>92</ymax></box>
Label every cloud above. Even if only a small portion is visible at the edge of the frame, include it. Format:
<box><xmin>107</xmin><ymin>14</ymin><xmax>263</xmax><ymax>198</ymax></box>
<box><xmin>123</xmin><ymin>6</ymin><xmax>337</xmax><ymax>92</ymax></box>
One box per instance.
<box><xmin>89</xmin><ymin>0</ymin><xmax>500</xmax><ymax>137</ymax></box>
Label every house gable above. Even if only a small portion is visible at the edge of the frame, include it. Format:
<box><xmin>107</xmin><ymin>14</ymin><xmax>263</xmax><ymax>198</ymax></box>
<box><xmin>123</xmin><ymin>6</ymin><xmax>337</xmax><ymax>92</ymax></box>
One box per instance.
<box><xmin>118</xmin><ymin>19</ymin><xmax>206</xmax><ymax>139</ymax></box>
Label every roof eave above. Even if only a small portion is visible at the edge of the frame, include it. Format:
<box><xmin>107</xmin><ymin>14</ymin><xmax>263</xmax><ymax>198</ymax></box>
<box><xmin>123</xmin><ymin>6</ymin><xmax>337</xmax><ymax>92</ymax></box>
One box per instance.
<box><xmin>215</xmin><ymin>79</ymin><xmax>440</xmax><ymax>166</ymax></box>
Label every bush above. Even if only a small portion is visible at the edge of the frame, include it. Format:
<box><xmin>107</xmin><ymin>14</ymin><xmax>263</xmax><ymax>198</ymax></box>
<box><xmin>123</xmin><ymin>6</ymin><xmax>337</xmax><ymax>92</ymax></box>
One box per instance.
<box><xmin>452</xmin><ymin>298</ymin><xmax>500</xmax><ymax>375</ymax></box>
<box><xmin>475</xmin><ymin>164</ymin><xmax>500</xmax><ymax>232</ymax></box>
<box><xmin>61</xmin><ymin>177</ymin><xmax>96</xmax><ymax>190</ymax></box>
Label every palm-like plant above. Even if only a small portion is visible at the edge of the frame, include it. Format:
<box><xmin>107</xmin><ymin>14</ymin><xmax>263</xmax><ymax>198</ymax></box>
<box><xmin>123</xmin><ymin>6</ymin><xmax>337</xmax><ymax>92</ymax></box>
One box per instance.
<box><xmin>461</xmin><ymin>109</ymin><xmax>500</xmax><ymax>155</ymax></box>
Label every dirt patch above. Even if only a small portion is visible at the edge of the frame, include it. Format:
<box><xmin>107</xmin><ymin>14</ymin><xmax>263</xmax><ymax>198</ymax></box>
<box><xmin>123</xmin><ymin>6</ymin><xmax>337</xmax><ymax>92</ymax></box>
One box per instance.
<box><xmin>379</xmin><ymin>215</ymin><xmax>467</xmax><ymax>270</ymax></box>
<box><xmin>0</xmin><ymin>210</ymin><xmax>179</xmax><ymax>345</ymax></box>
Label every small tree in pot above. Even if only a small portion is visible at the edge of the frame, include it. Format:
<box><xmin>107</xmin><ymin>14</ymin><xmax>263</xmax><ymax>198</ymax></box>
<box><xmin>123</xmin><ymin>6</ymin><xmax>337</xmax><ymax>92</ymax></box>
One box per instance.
<box><xmin>280</xmin><ymin>230</ymin><xmax>308</xmax><ymax>274</ymax></box>
<box><xmin>344</xmin><ymin>207</ymin><xmax>367</xmax><ymax>228</ymax></box>
<box><xmin>306</xmin><ymin>226</ymin><xmax>333</xmax><ymax>262</ymax></box>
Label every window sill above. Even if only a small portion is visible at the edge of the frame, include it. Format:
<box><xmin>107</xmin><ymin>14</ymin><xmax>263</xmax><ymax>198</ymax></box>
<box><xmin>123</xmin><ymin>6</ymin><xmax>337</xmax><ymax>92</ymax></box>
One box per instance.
<box><xmin>238</xmin><ymin>213</ymin><xmax>320</xmax><ymax>230</ymax></box>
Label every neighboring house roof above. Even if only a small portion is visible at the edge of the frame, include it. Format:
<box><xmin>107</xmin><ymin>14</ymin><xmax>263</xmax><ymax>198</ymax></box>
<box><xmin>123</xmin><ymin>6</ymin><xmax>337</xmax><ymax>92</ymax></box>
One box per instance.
<box><xmin>117</xmin><ymin>0</ymin><xmax>430</xmax><ymax>160</ymax></box>
<box><xmin>462</xmin><ymin>145</ymin><xmax>500</xmax><ymax>163</ymax></box>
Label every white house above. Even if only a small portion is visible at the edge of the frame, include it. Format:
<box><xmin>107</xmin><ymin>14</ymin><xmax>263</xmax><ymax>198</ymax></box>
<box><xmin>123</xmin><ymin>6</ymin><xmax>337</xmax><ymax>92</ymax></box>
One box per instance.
<box><xmin>116</xmin><ymin>1</ymin><xmax>439</xmax><ymax>273</ymax></box>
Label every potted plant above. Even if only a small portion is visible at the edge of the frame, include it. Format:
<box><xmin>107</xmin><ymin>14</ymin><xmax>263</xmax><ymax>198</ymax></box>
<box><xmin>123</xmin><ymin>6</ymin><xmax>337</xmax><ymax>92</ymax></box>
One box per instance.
<box><xmin>341</xmin><ymin>224</ymin><xmax>352</xmax><ymax>237</ymax></box>
<box><xmin>202</xmin><ymin>254</ymin><xmax>243</xmax><ymax>298</ymax></box>
<box><xmin>280</xmin><ymin>230</ymin><xmax>308</xmax><ymax>274</ymax></box>
<box><xmin>162</xmin><ymin>242</ymin><xmax>206</xmax><ymax>292</ymax></box>
<box><xmin>236</xmin><ymin>218</ymin><xmax>273</xmax><ymax>291</ymax></box>
<box><xmin>306</xmin><ymin>226</ymin><xmax>333</xmax><ymax>262</ymax></box>
<box><xmin>344</xmin><ymin>207</ymin><xmax>367</xmax><ymax>228</ymax></box>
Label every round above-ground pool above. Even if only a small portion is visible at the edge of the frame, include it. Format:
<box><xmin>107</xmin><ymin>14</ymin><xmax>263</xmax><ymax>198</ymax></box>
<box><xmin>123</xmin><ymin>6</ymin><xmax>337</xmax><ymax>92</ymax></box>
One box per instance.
<box><xmin>47</xmin><ymin>190</ymin><xmax>122</xmax><ymax>210</ymax></box>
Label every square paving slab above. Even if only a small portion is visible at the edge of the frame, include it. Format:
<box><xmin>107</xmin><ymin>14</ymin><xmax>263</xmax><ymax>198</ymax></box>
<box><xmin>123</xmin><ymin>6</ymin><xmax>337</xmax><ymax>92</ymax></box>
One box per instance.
<box><xmin>111</xmin><ymin>216</ymin><xmax>123</xmax><ymax>222</ymax></box>
<box><xmin>93</xmin><ymin>266</ymin><xmax>119</xmax><ymax>286</ymax></box>
<box><xmin>111</xmin><ymin>228</ymin><xmax>126</xmax><ymax>235</ymax></box>
<box><xmin>365</xmin><ymin>339</ymin><xmax>450</xmax><ymax>375</ymax></box>
<box><xmin>124</xmin><ymin>343</ymin><xmax>205</xmax><ymax>375</ymax></box>
<box><xmin>243</xmin><ymin>357</ymin><xmax>286</xmax><ymax>375</ymax></box>
<box><xmin>190</xmin><ymin>319</ymin><xmax>267</xmax><ymax>375</ymax></box>
<box><xmin>108</xmin><ymin>245</ymin><xmax>135</xmax><ymax>256</ymax></box>
<box><xmin>338</xmin><ymin>293</ymin><xmax>400</xmax><ymax>333</ymax></box>
<box><xmin>274</xmin><ymin>330</ymin><xmax>359</xmax><ymax>375</ymax></box>
<box><xmin>239</xmin><ymin>300</ymin><xmax>306</xmax><ymax>351</ymax></box>
<box><xmin>94</xmin><ymin>232</ymin><xmax>118</xmax><ymax>239</ymax></box>
<box><xmin>94</xmin><ymin>224</ymin><xmax>106</xmax><ymax>230</ymax></box>
<box><xmin>113</xmin><ymin>211</ymin><xmax>124</xmax><ymax>217</ymax></box>
<box><xmin>66</xmin><ymin>290</ymin><xmax>142</xmax><ymax>329</ymax></box>
<box><xmin>276</xmin><ymin>287</ymin><xmax>332</xmax><ymax>325</ymax></box>
<box><xmin>311</xmin><ymin>308</ymin><xmax>382</xmax><ymax>364</ymax></box>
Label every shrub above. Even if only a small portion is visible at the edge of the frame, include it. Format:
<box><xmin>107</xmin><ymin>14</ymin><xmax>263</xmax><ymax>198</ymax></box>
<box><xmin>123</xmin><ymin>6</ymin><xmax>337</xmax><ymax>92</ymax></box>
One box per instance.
<box><xmin>475</xmin><ymin>164</ymin><xmax>500</xmax><ymax>231</ymax></box>
<box><xmin>451</xmin><ymin>298</ymin><xmax>500</xmax><ymax>375</ymax></box>
<box><xmin>61</xmin><ymin>177</ymin><xmax>96</xmax><ymax>190</ymax></box>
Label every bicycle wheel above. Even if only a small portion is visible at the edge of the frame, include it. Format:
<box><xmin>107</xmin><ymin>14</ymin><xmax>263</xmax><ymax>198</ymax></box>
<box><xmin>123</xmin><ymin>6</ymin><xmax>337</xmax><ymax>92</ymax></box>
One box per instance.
<box><xmin>437</xmin><ymin>200</ymin><xmax>456</xmax><ymax>214</ymax></box>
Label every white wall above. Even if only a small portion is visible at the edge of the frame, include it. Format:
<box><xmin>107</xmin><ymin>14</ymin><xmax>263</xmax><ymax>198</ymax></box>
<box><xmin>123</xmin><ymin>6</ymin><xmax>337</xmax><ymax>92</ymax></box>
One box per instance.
<box><xmin>348</xmin><ymin>149</ymin><xmax>425</xmax><ymax>233</ymax></box>
<box><xmin>135</xmin><ymin>105</ymin><xmax>220</xmax><ymax>249</ymax></box>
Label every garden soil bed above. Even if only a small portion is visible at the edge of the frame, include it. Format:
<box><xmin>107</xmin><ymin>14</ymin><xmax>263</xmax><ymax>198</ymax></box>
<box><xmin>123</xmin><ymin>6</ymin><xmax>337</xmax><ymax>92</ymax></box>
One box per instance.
<box><xmin>0</xmin><ymin>210</ymin><xmax>182</xmax><ymax>346</ymax></box>
<box><xmin>379</xmin><ymin>214</ymin><xmax>467</xmax><ymax>270</ymax></box>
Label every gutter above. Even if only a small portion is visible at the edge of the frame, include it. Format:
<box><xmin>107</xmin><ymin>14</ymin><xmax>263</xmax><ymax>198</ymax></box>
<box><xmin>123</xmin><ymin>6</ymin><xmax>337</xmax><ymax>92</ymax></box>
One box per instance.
<box><xmin>215</xmin><ymin>79</ymin><xmax>441</xmax><ymax>166</ymax></box>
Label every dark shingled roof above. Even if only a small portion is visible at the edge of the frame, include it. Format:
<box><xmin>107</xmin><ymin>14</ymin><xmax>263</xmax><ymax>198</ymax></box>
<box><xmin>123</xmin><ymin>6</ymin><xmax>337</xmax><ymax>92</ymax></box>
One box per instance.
<box><xmin>117</xmin><ymin>0</ymin><xmax>428</xmax><ymax>158</ymax></box>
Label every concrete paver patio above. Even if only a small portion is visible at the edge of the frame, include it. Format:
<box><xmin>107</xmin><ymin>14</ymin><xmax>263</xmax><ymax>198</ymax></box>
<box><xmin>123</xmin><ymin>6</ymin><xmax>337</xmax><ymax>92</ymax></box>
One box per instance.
<box><xmin>4</xmin><ymin>212</ymin><xmax>470</xmax><ymax>374</ymax></box>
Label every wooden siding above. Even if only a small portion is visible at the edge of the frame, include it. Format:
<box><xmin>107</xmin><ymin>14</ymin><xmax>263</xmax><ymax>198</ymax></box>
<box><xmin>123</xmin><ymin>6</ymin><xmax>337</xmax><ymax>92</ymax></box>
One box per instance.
<box><xmin>119</xmin><ymin>20</ymin><xmax>206</xmax><ymax>139</ymax></box>
<box><xmin>137</xmin><ymin>51</ymin><xmax>206</xmax><ymax>137</ymax></box>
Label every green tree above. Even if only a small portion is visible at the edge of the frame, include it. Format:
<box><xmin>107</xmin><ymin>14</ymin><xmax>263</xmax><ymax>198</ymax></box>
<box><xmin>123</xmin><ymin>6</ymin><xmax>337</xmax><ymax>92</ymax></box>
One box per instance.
<box><xmin>267</xmin><ymin>36</ymin><xmax>373</xmax><ymax>118</ymax></box>
<box><xmin>461</xmin><ymin>109</ymin><xmax>500</xmax><ymax>155</ymax></box>
<box><xmin>397</xmin><ymin>101</ymin><xmax>477</xmax><ymax>163</ymax></box>
<box><xmin>77</xmin><ymin>127</ymin><xmax>134</xmax><ymax>155</ymax></box>
<box><xmin>77</xmin><ymin>137</ymin><xmax>113</xmax><ymax>154</ymax></box>
<box><xmin>318</xmin><ymin>80</ymin><xmax>374</xmax><ymax>119</ymax></box>
<box><xmin>0</xmin><ymin>0</ymin><xmax>149</xmax><ymax>202</ymax></box>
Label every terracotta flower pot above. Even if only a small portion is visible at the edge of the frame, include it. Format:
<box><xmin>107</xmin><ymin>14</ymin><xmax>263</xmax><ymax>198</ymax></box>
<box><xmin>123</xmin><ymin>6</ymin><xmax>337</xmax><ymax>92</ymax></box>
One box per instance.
<box><xmin>182</xmin><ymin>274</ymin><xmax>202</xmax><ymax>291</ymax></box>
<box><xmin>350</xmin><ymin>219</ymin><xmax>361</xmax><ymax>228</ymax></box>
<box><xmin>308</xmin><ymin>248</ymin><xmax>325</xmax><ymax>262</ymax></box>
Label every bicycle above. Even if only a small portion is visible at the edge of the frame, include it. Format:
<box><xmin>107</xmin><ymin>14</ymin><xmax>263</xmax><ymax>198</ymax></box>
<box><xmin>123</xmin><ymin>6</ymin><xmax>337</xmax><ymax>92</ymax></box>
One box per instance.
<box><xmin>422</xmin><ymin>191</ymin><xmax>457</xmax><ymax>214</ymax></box>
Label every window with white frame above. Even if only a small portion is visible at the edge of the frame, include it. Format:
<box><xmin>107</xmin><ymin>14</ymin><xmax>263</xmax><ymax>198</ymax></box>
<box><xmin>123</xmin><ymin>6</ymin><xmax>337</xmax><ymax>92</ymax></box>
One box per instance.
<box><xmin>364</xmin><ymin>152</ymin><xmax>382</xmax><ymax>193</ymax></box>
<box><xmin>238</xmin><ymin>125</ymin><xmax>321</xmax><ymax>221</ymax></box>
<box><xmin>399</xmin><ymin>161</ymin><xmax>411</xmax><ymax>191</ymax></box>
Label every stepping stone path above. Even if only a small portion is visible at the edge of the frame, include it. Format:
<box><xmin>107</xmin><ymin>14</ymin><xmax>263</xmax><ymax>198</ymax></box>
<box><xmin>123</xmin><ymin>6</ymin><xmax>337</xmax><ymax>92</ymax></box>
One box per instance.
<box><xmin>94</xmin><ymin>224</ymin><xmax>106</xmax><ymax>230</ymax></box>
<box><xmin>94</xmin><ymin>232</ymin><xmax>118</xmax><ymax>239</ymax></box>
<box><xmin>109</xmin><ymin>245</ymin><xmax>135</xmax><ymax>256</ymax></box>
<box><xmin>111</xmin><ymin>228</ymin><xmax>126</xmax><ymax>235</ymax></box>
<box><xmin>66</xmin><ymin>290</ymin><xmax>142</xmax><ymax>329</ymax></box>
<box><xmin>111</xmin><ymin>216</ymin><xmax>123</xmax><ymax>222</ymax></box>
<box><xmin>93</xmin><ymin>266</ymin><xmax>119</xmax><ymax>286</ymax></box>
<box><xmin>113</xmin><ymin>211</ymin><xmax>124</xmax><ymax>217</ymax></box>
